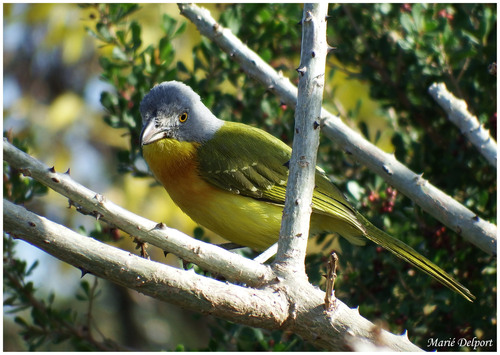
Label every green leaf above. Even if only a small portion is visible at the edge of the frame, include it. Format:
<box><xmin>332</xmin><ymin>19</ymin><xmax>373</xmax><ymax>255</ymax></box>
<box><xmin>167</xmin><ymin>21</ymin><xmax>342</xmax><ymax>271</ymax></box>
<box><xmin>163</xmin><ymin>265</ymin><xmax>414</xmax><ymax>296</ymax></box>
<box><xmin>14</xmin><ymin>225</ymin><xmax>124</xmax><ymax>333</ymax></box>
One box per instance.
<box><xmin>100</xmin><ymin>91</ymin><xmax>118</xmax><ymax>110</ymax></box>
<box><xmin>116</xmin><ymin>30</ymin><xmax>126</xmax><ymax>46</ymax></box>
<box><xmin>26</xmin><ymin>260</ymin><xmax>39</xmax><ymax>276</ymax></box>
<box><xmin>159</xmin><ymin>37</ymin><xmax>174</xmax><ymax>63</ymax></box>
<box><xmin>177</xmin><ymin>61</ymin><xmax>189</xmax><ymax>73</ymax></box>
<box><xmin>112</xmin><ymin>46</ymin><xmax>128</xmax><ymax>61</ymax></box>
<box><xmin>174</xmin><ymin>21</ymin><xmax>187</xmax><ymax>37</ymax></box>
<box><xmin>478</xmin><ymin>6</ymin><xmax>493</xmax><ymax>44</ymax></box>
<box><xmin>400</xmin><ymin>13</ymin><xmax>414</xmax><ymax>33</ymax></box>
<box><xmin>110</xmin><ymin>3</ymin><xmax>140</xmax><ymax>23</ymax></box>
<box><xmin>14</xmin><ymin>316</ymin><xmax>28</xmax><ymax>327</ymax></box>
<box><xmin>96</xmin><ymin>23</ymin><xmax>112</xmax><ymax>42</ymax></box>
<box><xmin>358</xmin><ymin>121</ymin><xmax>370</xmax><ymax>140</ymax></box>
<box><xmin>130</xmin><ymin>21</ymin><xmax>142</xmax><ymax>50</ymax></box>
<box><xmin>122</xmin><ymin>112</ymin><xmax>137</xmax><ymax>129</ymax></box>
<box><xmin>161</xmin><ymin>14</ymin><xmax>177</xmax><ymax>38</ymax></box>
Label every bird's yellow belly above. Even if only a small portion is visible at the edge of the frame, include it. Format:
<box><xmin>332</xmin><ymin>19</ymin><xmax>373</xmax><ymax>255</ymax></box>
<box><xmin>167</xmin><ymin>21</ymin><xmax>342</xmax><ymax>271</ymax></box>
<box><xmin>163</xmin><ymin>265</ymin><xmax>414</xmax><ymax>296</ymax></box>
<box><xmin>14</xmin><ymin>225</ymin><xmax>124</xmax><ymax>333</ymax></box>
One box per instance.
<box><xmin>142</xmin><ymin>139</ymin><xmax>282</xmax><ymax>250</ymax></box>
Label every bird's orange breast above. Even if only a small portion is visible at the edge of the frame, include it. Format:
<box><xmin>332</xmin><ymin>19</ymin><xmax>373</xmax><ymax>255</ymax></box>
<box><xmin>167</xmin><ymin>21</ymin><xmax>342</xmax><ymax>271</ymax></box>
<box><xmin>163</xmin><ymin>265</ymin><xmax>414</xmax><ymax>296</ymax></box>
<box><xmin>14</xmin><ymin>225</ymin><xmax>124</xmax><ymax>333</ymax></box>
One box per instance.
<box><xmin>142</xmin><ymin>138</ymin><xmax>216</xmax><ymax>203</ymax></box>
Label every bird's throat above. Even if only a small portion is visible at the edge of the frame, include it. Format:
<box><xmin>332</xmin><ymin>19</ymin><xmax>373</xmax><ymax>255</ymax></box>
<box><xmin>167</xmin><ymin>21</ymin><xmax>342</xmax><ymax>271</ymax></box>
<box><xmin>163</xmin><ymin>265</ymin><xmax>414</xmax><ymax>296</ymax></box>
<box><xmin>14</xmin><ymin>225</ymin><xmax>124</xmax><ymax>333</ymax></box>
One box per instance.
<box><xmin>142</xmin><ymin>138</ymin><xmax>201</xmax><ymax>186</ymax></box>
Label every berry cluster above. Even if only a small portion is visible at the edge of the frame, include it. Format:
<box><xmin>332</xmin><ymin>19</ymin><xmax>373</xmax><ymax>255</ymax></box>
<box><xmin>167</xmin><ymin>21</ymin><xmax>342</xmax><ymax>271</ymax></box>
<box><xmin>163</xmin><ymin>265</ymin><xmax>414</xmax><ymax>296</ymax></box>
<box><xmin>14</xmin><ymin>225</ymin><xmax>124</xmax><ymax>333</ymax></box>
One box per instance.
<box><xmin>363</xmin><ymin>187</ymin><xmax>398</xmax><ymax>214</ymax></box>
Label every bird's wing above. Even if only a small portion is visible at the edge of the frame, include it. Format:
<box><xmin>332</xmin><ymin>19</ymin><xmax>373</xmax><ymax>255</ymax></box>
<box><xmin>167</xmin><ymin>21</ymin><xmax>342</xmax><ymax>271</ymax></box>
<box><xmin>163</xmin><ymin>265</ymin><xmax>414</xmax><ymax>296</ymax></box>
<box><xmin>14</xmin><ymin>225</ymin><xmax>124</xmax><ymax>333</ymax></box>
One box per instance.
<box><xmin>197</xmin><ymin>122</ymin><xmax>364</xmax><ymax>232</ymax></box>
<box><xmin>197</xmin><ymin>121</ymin><xmax>291</xmax><ymax>201</ymax></box>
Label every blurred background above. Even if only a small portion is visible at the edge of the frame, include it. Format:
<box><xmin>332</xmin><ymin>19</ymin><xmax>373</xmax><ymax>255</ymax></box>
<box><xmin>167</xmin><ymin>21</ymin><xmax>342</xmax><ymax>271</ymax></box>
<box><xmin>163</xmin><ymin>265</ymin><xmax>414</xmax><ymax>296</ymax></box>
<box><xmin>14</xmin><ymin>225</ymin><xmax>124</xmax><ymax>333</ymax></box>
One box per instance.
<box><xmin>3</xmin><ymin>3</ymin><xmax>496</xmax><ymax>351</ymax></box>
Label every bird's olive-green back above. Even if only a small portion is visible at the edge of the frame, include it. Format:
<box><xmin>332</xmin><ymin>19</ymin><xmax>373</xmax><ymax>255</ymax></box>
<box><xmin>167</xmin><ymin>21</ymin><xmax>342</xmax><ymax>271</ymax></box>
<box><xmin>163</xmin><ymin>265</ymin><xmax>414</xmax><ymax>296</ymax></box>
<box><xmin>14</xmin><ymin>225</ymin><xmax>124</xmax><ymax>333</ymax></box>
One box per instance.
<box><xmin>196</xmin><ymin>121</ymin><xmax>365</xmax><ymax>234</ymax></box>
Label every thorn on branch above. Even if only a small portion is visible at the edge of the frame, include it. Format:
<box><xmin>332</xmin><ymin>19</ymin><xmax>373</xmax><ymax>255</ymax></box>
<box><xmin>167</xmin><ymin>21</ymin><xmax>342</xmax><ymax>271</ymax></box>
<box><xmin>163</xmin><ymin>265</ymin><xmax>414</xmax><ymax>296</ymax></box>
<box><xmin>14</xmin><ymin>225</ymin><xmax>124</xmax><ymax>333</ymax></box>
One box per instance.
<box><xmin>65</xmin><ymin>168</ymin><xmax>71</xmax><ymax>175</ymax></box>
<box><xmin>327</xmin><ymin>45</ymin><xmax>337</xmax><ymax>53</ymax></box>
<box><xmin>382</xmin><ymin>164</ymin><xmax>393</xmax><ymax>176</ymax></box>
<box><xmin>304</xmin><ymin>10</ymin><xmax>313</xmax><ymax>22</ymax></box>
<box><xmin>296</xmin><ymin>66</ymin><xmax>307</xmax><ymax>76</ymax></box>
<box><xmin>414</xmin><ymin>173</ymin><xmax>427</xmax><ymax>186</ymax></box>
<box><xmin>79</xmin><ymin>267</ymin><xmax>91</xmax><ymax>278</ymax></box>
<box><xmin>48</xmin><ymin>166</ymin><xmax>56</xmax><ymax>173</ymax></box>
<box><xmin>94</xmin><ymin>193</ymin><xmax>106</xmax><ymax>204</ymax></box>
<box><xmin>154</xmin><ymin>222</ymin><xmax>167</xmax><ymax>230</ymax></box>
<box><xmin>298</xmin><ymin>157</ymin><xmax>309</xmax><ymax>168</ymax></box>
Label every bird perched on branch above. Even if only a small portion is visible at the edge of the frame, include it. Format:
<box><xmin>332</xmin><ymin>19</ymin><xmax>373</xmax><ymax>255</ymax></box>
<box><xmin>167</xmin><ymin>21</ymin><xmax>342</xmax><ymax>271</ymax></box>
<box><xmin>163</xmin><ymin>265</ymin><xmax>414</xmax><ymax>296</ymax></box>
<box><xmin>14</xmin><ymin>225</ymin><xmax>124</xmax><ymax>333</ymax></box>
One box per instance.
<box><xmin>140</xmin><ymin>80</ymin><xmax>474</xmax><ymax>302</ymax></box>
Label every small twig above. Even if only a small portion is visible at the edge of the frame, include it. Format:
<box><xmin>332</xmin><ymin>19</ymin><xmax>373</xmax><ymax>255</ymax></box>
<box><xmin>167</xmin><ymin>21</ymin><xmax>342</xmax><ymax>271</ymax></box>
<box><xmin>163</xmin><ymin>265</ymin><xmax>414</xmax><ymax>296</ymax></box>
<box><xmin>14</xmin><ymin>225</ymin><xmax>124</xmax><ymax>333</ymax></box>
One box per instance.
<box><xmin>324</xmin><ymin>252</ymin><xmax>339</xmax><ymax>311</ymax></box>
<box><xmin>253</xmin><ymin>242</ymin><xmax>278</xmax><ymax>264</ymax></box>
<box><xmin>429</xmin><ymin>82</ymin><xmax>497</xmax><ymax>168</ymax></box>
<box><xmin>133</xmin><ymin>238</ymin><xmax>150</xmax><ymax>259</ymax></box>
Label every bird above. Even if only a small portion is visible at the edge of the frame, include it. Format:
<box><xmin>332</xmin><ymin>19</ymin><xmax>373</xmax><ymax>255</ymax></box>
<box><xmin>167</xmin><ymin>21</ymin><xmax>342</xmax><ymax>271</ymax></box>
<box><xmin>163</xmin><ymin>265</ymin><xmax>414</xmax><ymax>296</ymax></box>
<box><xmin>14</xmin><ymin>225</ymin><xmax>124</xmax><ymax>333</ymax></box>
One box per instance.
<box><xmin>139</xmin><ymin>80</ymin><xmax>474</xmax><ymax>302</ymax></box>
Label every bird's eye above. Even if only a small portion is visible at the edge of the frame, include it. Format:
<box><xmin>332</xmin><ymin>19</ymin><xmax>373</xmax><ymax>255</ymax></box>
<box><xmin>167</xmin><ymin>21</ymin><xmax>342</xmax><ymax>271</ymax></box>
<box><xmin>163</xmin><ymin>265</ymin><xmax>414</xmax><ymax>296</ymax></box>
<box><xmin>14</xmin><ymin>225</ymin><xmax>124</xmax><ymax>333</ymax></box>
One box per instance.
<box><xmin>179</xmin><ymin>112</ymin><xmax>188</xmax><ymax>123</ymax></box>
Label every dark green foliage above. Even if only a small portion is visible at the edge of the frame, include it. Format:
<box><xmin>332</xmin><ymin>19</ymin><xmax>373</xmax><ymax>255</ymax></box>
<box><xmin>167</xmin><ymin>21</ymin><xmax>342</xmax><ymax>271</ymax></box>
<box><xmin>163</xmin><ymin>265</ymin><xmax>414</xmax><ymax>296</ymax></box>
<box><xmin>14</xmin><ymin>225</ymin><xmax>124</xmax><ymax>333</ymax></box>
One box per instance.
<box><xmin>4</xmin><ymin>234</ymin><xmax>125</xmax><ymax>350</ymax></box>
<box><xmin>4</xmin><ymin>3</ymin><xmax>496</xmax><ymax>351</ymax></box>
<box><xmin>197</xmin><ymin>318</ymin><xmax>317</xmax><ymax>351</ymax></box>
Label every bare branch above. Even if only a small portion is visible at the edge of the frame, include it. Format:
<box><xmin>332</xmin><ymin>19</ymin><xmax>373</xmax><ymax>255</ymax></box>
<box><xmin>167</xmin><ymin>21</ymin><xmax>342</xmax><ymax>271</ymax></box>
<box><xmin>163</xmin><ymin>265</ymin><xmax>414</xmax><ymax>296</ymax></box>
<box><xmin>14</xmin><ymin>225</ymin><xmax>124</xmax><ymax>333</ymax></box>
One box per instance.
<box><xmin>2</xmin><ymin>139</ymin><xmax>273</xmax><ymax>286</ymax></box>
<box><xmin>3</xmin><ymin>199</ymin><xmax>288</xmax><ymax>330</ymax></box>
<box><xmin>177</xmin><ymin>3</ymin><xmax>497</xmax><ymax>255</ymax></box>
<box><xmin>429</xmin><ymin>82</ymin><xmax>497</xmax><ymax>168</ymax></box>
<box><xmin>275</xmin><ymin>4</ymin><xmax>328</xmax><ymax>276</ymax></box>
<box><xmin>322</xmin><ymin>117</ymin><xmax>497</xmax><ymax>255</ymax></box>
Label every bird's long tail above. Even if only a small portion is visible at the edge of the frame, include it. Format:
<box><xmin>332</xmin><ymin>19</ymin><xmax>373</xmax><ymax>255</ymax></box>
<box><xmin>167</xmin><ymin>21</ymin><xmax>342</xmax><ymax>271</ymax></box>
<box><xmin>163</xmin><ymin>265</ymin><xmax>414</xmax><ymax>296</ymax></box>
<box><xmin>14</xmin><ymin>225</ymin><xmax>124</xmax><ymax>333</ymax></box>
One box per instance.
<box><xmin>356</xmin><ymin>212</ymin><xmax>475</xmax><ymax>302</ymax></box>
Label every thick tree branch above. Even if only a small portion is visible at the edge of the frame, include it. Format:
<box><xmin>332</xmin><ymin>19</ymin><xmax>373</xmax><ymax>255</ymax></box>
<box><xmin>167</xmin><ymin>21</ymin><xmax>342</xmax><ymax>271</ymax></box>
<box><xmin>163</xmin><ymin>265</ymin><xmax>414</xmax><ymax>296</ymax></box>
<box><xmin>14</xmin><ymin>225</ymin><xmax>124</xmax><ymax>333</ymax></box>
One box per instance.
<box><xmin>3</xmin><ymin>199</ymin><xmax>288</xmax><ymax>330</ymax></box>
<box><xmin>177</xmin><ymin>3</ymin><xmax>497</xmax><ymax>255</ymax></box>
<box><xmin>3</xmin><ymin>141</ymin><xmax>423</xmax><ymax>351</ymax></box>
<box><xmin>429</xmin><ymin>82</ymin><xmax>497</xmax><ymax>168</ymax></box>
<box><xmin>275</xmin><ymin>4</ymin><xmax>328</xmax><ymax>276</ymax></box>
<box><xmin>3</xmin><ymin>139</ymin><xmax>273</xmax><ymax>287</ymax></box>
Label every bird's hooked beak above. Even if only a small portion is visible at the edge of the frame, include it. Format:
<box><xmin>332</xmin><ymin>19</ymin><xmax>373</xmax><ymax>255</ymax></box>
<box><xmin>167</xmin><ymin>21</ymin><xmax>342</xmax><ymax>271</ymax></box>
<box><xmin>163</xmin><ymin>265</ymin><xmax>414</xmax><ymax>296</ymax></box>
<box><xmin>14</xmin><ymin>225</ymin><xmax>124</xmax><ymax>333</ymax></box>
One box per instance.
<box><xmin>140</xmin><ymin>118</ymin><xmax>174</xmax><ymax>146</ymax></box>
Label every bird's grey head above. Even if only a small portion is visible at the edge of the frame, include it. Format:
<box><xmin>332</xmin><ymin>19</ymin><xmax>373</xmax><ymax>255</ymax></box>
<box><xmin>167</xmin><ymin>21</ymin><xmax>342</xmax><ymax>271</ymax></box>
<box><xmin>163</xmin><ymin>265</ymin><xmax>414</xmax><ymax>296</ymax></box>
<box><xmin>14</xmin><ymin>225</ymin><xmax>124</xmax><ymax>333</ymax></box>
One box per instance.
<box><xmin>140</xmin><ymin>81</ymin><xmax>223</xmax><ymax>145</ymax></box>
